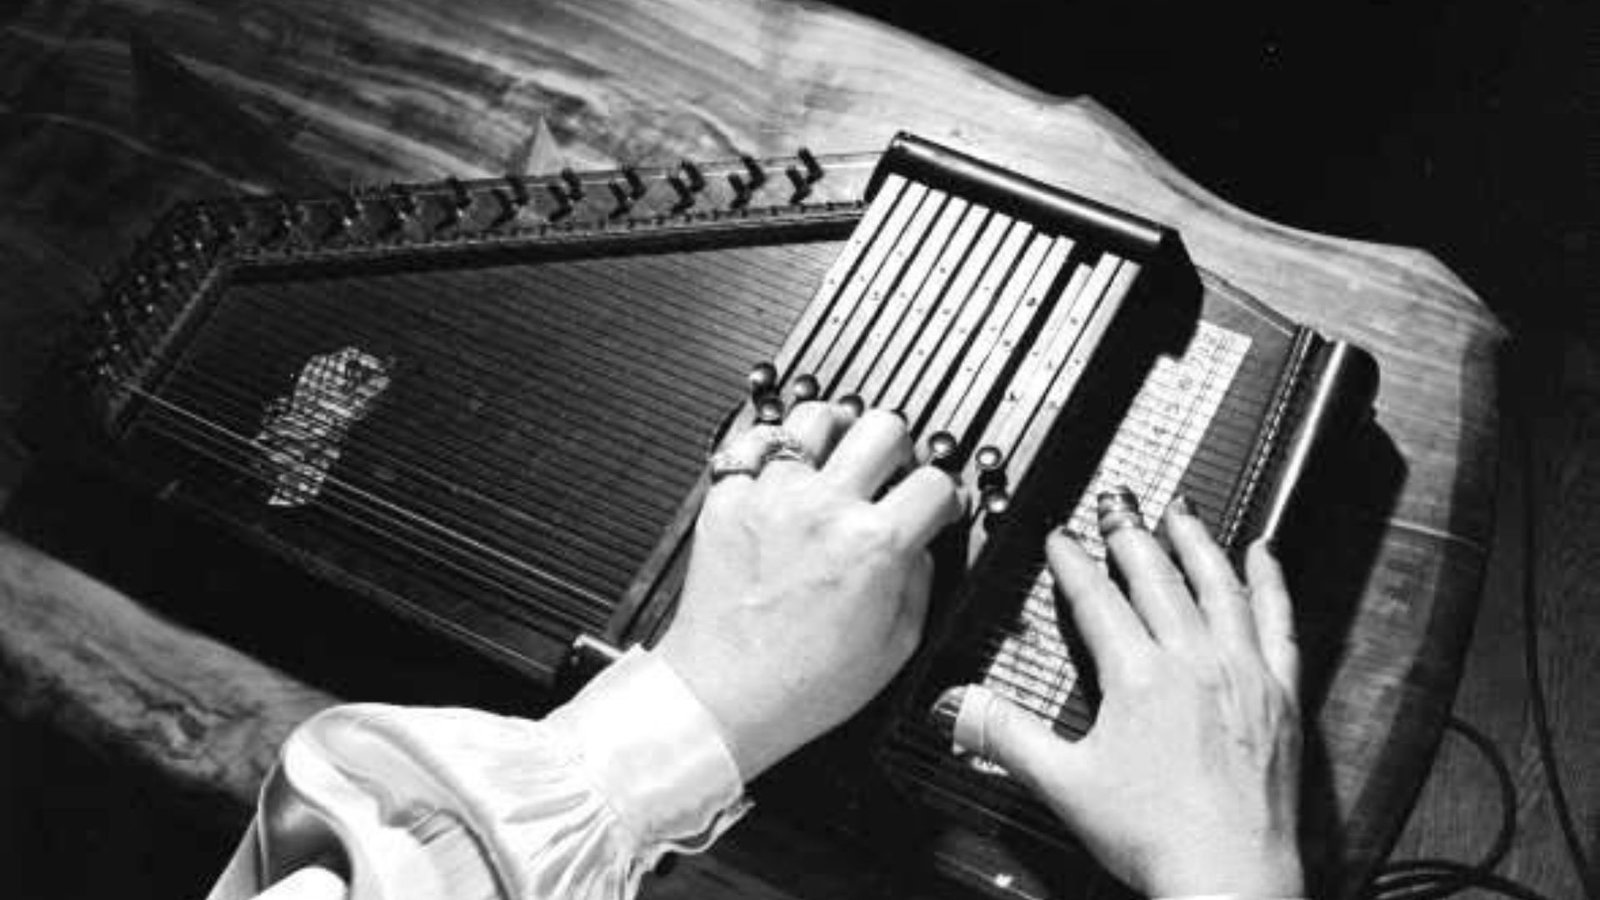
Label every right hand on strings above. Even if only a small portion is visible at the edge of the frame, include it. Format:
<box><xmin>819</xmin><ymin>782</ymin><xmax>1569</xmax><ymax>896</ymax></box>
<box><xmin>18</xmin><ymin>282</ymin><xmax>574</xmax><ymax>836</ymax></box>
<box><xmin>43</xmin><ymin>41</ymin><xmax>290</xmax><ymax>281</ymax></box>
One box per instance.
<box><xmin>943</xmin><ymin>492</ymin><xmax>1305</xmax><ymax>897</ymax></box>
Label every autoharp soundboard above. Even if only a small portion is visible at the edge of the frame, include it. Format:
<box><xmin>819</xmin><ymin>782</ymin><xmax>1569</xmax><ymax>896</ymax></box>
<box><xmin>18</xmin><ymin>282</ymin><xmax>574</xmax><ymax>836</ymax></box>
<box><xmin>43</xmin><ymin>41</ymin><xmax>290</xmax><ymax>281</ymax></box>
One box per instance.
<box><xmin>56</xmin><ymin>133</ymin><xmax>1374</xmax><ymax>897</ymax></box>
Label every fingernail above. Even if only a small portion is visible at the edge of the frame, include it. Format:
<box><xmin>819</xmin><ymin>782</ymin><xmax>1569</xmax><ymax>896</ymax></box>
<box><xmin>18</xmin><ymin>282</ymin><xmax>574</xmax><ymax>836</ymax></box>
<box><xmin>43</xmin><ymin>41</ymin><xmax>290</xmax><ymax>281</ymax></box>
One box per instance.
<box><xmin>1166</xmin><ymin>493</ymin><xmax>1194</xmax><ymax>518</ymax></box>
<box><xmin>931</xmin><ymin>686</ymin><xmax>967</xmax><ymax>748</ymax></box>
<box><xmin>1097</xmin><ymin>486</ymin><xmax>1145</xmax><ymax>536</ymax></box>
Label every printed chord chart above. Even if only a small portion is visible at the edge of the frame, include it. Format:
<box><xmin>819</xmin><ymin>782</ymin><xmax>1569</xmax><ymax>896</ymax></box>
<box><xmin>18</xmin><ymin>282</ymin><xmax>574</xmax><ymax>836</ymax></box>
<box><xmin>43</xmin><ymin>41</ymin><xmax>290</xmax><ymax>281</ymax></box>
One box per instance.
<box><xmin>981</xmin><ymin>321</ymin><xmax>1252</xmax><ymax>723</ymax></box>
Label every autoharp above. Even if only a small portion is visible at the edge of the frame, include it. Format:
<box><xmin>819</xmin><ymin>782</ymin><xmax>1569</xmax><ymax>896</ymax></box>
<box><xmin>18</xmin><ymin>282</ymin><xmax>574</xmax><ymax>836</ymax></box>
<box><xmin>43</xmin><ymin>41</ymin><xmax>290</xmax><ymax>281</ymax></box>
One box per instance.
<box><xmin>55</xmin><ymin>132</ymin><xmax>1374</xmax><ymax>895</ymax></box>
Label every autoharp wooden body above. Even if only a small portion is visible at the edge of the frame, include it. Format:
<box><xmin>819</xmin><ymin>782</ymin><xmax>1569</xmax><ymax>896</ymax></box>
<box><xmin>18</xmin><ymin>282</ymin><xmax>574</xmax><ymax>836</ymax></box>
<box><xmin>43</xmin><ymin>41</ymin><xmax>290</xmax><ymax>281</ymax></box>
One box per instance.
<box><xmin>54</xmin><ymin>132</ymin><xmax>1374</xmax><ymax>896</ymax></box>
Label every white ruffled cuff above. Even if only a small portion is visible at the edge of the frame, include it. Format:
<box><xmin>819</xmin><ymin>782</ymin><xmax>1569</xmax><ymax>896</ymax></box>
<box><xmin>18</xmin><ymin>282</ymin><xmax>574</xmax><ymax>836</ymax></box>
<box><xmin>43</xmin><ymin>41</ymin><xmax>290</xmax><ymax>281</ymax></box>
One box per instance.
<box><xmin>213</xmin><ymin>648</ymin><xmax>749</xmax><ymax>900</ymax></box>
<box><xmin>546</xmin><ymin>646</ymin><xmax>751</xmax><ymax>850</ymax></box>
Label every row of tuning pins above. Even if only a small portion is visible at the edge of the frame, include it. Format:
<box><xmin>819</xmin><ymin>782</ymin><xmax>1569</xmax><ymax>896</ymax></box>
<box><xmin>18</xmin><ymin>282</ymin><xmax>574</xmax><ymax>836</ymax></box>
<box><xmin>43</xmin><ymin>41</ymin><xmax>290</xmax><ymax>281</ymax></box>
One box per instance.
<box><xmin>743</xmin><ymin>363</ymin><xmax>1012</xmax><ymax>518</ymax></box>
<box><xmin>221</xmin><ymin>147</ymin><xmax>830</xmax><ymax>248</ymax></box>
<box><xmin>85</xmin><ymin>205</ymin><xmax>228</xmax><ymax>379</ymax></box>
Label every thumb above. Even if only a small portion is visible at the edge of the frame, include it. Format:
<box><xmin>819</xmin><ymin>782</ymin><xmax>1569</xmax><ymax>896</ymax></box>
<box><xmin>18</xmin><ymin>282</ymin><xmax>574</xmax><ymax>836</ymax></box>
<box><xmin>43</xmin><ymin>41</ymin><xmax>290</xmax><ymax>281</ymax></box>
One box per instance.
<box><xmin>937</xmin><ymin>685</ymin><xmax>1084</xmax><ymax>802</ymax></box>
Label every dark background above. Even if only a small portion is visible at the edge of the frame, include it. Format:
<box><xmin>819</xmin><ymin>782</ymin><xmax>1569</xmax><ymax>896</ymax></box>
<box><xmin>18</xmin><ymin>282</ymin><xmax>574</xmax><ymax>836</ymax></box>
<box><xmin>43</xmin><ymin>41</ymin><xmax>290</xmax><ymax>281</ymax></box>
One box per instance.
<box><xmin>829</xmin><ymin>0</ymin><xmax>1593</xmax><ymax>347</ymax></box>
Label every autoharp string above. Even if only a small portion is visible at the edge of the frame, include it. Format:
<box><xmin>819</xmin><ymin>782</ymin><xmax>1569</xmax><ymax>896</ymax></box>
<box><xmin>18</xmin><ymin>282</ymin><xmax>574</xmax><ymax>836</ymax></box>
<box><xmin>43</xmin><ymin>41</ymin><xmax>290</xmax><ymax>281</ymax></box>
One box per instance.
<box><xmin>110</xmin><ymin>245</ymin><xmax>833</xmax><ymax>630</ymax></box>
<box><xmin>125</xmin><ymin>239</ymin><xmax>834</xmax><ymax>614</ymax></box>
<box><xmin>154</xmin><ymin>310</ymin><xmax>700</xmax><ymax>553</ymax></box>
<box><xmin>142</xmin><ymin>370</ymin><xmax>650</xmax><ymax>603</ymax></box>
<box><xmin>134</xmin><ymin>290</ymin><xmax>698</xmax><ymax>591</ymax></box>
<box><xmin>121</xmin><ymin>386</ymin><xmax>614</xmax><ymax>634</ymax></box>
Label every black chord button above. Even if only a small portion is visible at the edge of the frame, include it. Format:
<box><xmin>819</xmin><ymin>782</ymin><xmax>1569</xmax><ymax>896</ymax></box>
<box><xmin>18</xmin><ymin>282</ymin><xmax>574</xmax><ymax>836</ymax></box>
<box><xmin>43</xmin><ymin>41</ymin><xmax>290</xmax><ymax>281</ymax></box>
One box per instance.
<box><xmin>789</xmin><ymin>373</ymin><xmax>820</xmax><ymax>402</ymax></box>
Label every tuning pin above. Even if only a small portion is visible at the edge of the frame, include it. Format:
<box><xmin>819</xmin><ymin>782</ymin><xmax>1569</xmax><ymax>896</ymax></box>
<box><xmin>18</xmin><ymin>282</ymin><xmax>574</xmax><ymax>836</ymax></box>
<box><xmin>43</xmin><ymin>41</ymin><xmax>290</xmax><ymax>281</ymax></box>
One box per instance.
<box><xmin>926</xmin><ymin>430</ymin><xmax>960</xmax><ymax>473</ymax></box>
<box><xmin>546</xmin><ymin>182</ymin><xmax>574</xmax><ymax>220</ymax></box>
<box><xmin>448</xmin><ymin>178</ymin><xmax>474</xmax><ymax>212</ymax></box>
<box><xmin>342</xmin><ymin>193</ymin><xmax>366</xmax><ymax>231</ymax></box>
<box><xmin>622</xmin><ymin>167</ymin><xmax>648</xmax><ymax>200</ymax></box>
<box><xmin>740</xmin><ymin>154</ymin><xmax>768</xmax><ymax>189</ymax></box>
<box><xmin>785</xmin><ymin>165</ymin><xmax>813</xmax><ymax>204</ymax></box>
<box><xmin>392</xmin><ymin>192</ymin><xmax>420</xmax><ymax>226</ymax></box>
<box><xmin>607</xmin><ymin>180</ymin><xmax>633</xmax><ymax>217</ymax></box>
<box><xmin>678</xmin><ymin>160</ymin><xmax>706</xmax><ymax>193</ymax></box>
<box><xmin>494</xmin><ymin>176</ymin><xmax>530</xmax><ymax>225</ymax></box>
<box><xmin>506</xmin><ymin>175</ymin><xmax>531</xmax><ymax>208</ymax></box>
<box><xmin>559</xmin><ymin>167</ymin><xmax>585</xmax><ymax>201</ymax></box>
<box><xmin>796</xmin><ymin>146</ymin><xmax>824</xmax><ymax>183</ymax></box>
<box><xmin>667</xmin><ymin>173</ymin><xmax>695</xmax><ymax>212</ymax></box>
<box><xmin>789</xmin><ymin>373</ymin><xmax>820</xmax><ymax>403</ymax></box>
<box><xmin>726</xmin><ymin>172</ymin><xmax>751</xmax><ymax>208</ymax></box>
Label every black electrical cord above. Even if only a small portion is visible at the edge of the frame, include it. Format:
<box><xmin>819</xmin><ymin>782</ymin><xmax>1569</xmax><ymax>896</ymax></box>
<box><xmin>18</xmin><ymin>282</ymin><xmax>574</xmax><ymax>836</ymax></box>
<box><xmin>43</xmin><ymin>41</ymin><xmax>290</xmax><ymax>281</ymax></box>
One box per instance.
<box><xmin>1362</xmin><ymin>370</ymin><xmax>1597</xmax><ymax>900</ymax></box>
<box><xmin>1519</xmin><ymin>395</ymin><xmax>1599</xmax><ymax>900</ymax></box>
<box><xmin>1363</xmin><ymin>717</ymin><xmax>1524</xmax><ymax>900</ymax></box>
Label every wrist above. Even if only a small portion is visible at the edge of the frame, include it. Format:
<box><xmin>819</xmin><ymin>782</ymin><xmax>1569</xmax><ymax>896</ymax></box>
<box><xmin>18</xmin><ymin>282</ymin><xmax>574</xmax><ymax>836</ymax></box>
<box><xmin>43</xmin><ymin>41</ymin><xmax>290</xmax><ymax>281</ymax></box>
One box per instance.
<box><xmin>1142</xmin><ymin>847</ymin><xmax>1304</xmax><ymax>899</ymax></box>
<box><xmin>548</xmin><ymin>646</ymin><xmax>750</xmax><ymax>842</ymax></box>
<box><xmin>655</xmin><ymin>629</ymin><xmax>791</xmax><ymax>781</ymax></box>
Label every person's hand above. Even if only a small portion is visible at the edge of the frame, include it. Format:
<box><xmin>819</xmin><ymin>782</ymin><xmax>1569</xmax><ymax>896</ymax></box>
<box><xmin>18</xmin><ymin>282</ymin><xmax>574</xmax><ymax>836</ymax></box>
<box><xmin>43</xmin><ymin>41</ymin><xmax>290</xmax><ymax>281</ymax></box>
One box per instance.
<box><xmin>945</xmin><ymin>491</ymin><xmax>1303</xmax><ymax>897</ymax></box>
<box><xmin>657</xmin><ymin>401</ymin><xmax>964</xmax><ymax>781</ymax></box>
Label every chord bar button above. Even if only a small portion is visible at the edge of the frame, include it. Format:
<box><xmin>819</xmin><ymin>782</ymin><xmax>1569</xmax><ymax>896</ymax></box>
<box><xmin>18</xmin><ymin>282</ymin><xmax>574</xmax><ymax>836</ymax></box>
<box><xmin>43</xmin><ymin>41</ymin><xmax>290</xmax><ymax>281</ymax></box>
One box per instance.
<box><xmin>926</xmin><ymin>431</ymin><xmax>960</xmax><ymax>473</ymax></box>
<box><xmin>789</xmin><ymin>373</ymin><xmax>820</xmax><ymax>402</ymax></box>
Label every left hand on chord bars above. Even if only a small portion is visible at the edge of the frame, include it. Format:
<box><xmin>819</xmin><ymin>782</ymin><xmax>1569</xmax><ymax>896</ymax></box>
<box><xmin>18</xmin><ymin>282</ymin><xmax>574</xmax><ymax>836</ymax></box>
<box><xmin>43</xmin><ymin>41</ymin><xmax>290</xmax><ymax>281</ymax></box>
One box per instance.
<box><xmin>657</xmin><ymin>401</ymin><xmax>967</xmax><ymax>781</ymax></box>
<box><xmin>944</xmin><ymin>497</ymin><xmax>1305</xmax><ymax>898</ymax></box>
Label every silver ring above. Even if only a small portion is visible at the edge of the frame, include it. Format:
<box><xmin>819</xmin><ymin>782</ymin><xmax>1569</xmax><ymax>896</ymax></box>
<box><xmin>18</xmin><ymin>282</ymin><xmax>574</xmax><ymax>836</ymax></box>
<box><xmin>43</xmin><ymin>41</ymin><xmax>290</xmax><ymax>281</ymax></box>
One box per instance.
<box><xmin>749</xmin><ymin>425</ymin><xmax>815</xmax><ymax>467</ymax></box>
<box><xmin>708</xmin><ymin>450</ymin><xmax>761</xmax><ymax>483</ymax></box>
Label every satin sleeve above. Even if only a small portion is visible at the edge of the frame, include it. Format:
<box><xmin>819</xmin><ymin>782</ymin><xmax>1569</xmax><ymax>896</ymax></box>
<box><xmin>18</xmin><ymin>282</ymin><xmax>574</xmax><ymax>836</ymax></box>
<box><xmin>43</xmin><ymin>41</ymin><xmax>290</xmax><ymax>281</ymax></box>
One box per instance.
<box><xmin>206</xmin><ymin>647</ymin><xmax>751</xmax><ymax>900</ymax></box>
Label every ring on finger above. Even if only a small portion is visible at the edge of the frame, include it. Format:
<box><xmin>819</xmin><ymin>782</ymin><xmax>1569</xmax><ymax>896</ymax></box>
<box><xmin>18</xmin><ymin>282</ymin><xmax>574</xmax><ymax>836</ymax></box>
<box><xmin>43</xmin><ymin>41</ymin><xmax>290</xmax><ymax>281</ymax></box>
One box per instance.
<box><xmin>1097</xmin><ymin>486</ymin><xmax>1147</xmax><ymax>537</ymax></box>
<box><xmin>751</xmin><ymin>425</ymin><xmax>816</xmax><ymax>467</ymax></box>
<box><xmin>708</xmin><ymin>449</ymin><xmax>762</xmax><ymax>483</ymax></box>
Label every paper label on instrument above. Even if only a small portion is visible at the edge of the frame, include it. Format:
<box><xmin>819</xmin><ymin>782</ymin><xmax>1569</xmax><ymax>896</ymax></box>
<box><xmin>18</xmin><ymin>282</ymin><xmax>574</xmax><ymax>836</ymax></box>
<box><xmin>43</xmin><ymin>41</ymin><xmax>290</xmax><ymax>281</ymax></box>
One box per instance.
<box><xmin>256</xmin><ymin>347</ymin><xmax>392</xmax><ymax>507</ymax></box>
<box><xmin>981</xmin><ymin>322</ymin><xmax>1251</xmax><ymax>723</ymax></box>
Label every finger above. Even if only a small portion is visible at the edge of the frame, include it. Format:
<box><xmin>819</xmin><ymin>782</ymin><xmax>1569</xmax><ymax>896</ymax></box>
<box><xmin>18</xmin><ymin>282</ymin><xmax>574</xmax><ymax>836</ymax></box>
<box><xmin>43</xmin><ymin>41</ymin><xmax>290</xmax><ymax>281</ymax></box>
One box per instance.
<box><xmin>763</xmin><ymin>401</ymin><xmax>845</xmax><ymax>480</ymax></box>
<box><xmin>878</xmin><ymin>466</ymin><xmax>965</xmax><ymax>549</ymax></box>
<box><xmin>935</xmin><ymin>685</ymin><xmax>1088</xmax><ymax>815</ymax></box>
<box><xmin>822</xmin><ymin>408</ymin><xmax>913</xmax><ymax>497</ymax></box>
<box><xmin>1161</xmin><ymin>496</ymin><xmax>1256</xmax><ymax>654</ymax></box>
<box><xmin>707</xmin><ymin>422</ymin><xmax>777</xmax><ymax>486</ymax></box>
<box><xmin>1246</xmin><ymin>539</ymin><xmax>1300</xmax><ymax>691</ymax></box>
<box><xmin>895</xmin><ymin>549</ymin><xmax>935</xmax><ymax>656</ymax></box>
<box><xmin>1046</xmin><ymin>529</ymin><xmax>1151</xmax><ymax>681</ymax></box>
<box><xmin>1099</xmin><ymin>488</ymin><xmax>1205</xmax><ymax>645</ymax></box>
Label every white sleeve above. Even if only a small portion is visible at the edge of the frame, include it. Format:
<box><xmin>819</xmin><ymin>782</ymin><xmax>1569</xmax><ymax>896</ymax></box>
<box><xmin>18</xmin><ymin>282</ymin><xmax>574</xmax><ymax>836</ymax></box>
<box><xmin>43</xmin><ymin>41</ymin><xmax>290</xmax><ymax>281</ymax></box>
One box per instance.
<box><xmin>206</xmin><ymin>647</ymin><xmax>750</xmax><ymax>900</ymax></box>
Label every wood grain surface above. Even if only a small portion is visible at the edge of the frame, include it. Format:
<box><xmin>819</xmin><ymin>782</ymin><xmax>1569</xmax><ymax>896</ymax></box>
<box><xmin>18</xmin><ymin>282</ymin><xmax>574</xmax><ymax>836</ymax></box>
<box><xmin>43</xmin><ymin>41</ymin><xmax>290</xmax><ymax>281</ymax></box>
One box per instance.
<box><xmin>0</xmin><ymin>0</ymin><xmax>1507</xmax><ymax>897</ymax></box>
